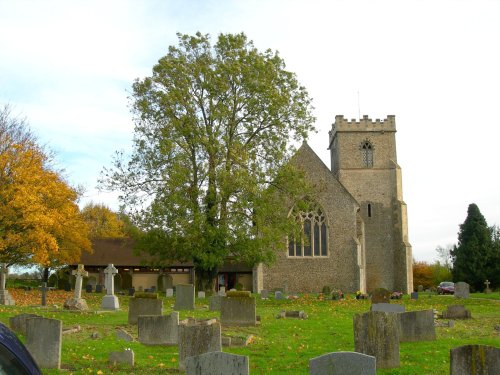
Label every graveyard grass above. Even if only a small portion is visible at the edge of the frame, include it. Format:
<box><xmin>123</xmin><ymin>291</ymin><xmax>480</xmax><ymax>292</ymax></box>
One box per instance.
<box><xmin>0</xmin><ymin>290</ymin><xmax>498</xmax><ymax>374</ymax></box>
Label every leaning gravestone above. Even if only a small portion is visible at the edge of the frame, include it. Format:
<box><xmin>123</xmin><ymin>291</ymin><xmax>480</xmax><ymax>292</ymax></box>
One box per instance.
<box><xmin>9</xmin><ymin>313</ymin><xmax>42</xmax><ymax>335</ymax></box>
<box><xmin>454</xmin><ymin>282</ymin><xmax>470</xmax><ymax>299</ymax></box>
<box><xmin>370</xmin><ymin>288</ymin><xmax>391</xmax><ymax>304</ymax></box>
<box><xmin>450</xmin><ymin>345</ymin><xmax>500</xmax><ymax>375</ymax></box>
<box><xmin>128</xmin><ymin>293</ymin><xmax>163</xmax><ymax>324</ymax></box>
<box><xmin>138</xmin><ymin>312</ymin><xmax>179</xmax><ymax>345</ymax></box>
<box><xmin>442</xmin><ymin>305</ymin><xmax>471</xmax><ymax>319</ymax></box>
<box><xmin>174</xmin><ymin>284</ymin><xmax>195</xmax><ymax>310</ymax></box>
<box><xmin>371</xmin><ymin>303</ymin><xmax>405</xmax><ymax>313</ymax></box>
<box><xmin>309</xmin><ymin>351</ymin><xmax>376</xmax><ymax>375</ymax></box>
<box><xmin>64</xmin><ymin>264</ymin><xmax>89</xmax><ymax>311</ymax></box>
<box><xmin>398</xmin><ymin>310</ymin><xmax>436</xmax><ymax>342</ymax></box>
<box><xmin>186</xmin><ymin>351</ymin><xmax>249</xmax><ymax>375</ymax></box>
<box><xmin>101</xmin><ymin>264</ymin><xmax>119</xmax><ymax>310</ymax></box>
<box><xmin>25</xmin><ymin>317</ymin><xmax>62</xmax><ymax>369</ymax></box>
<box><xmin>178</xmin><ymin>318</ymin><xmax>222</xmax><ymax>371</ymax></box>
<box><xmin>0</xmin><ymin>263</ymin><xmax>15</xmax><ymax>305</ymax></box>
<box><xmin>354</xmin><ymin>311</ymin><xmax>400</xmax><ymax>369</ymax></box>
<box><xmin>221</xmin><ymin>291</ymin><xmax>257</xmax><ymax>326</ymax></box>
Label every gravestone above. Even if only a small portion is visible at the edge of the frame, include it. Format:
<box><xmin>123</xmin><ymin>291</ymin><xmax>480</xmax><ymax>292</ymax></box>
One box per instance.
<box><xmin>442</xmin><ymin>305</ymin><xmax>471</xmax><ymax>319</ymax></box>
<box><xmin>370</xmin><ymin>288</ymin><xmax>391</xmax><ymax>304</ymax></box>
<box><xmin>25</xmin><ymin>317</ymin><xmax>62</xmax><ymax>369</ymax></box>
<box><xmin>41</xmin><ymin>282</ymin><xmax>48</xmax><ymax>306</ymax></box>
<box><xmin>398</xmin><ymin>310</ymin><xmax>436</xmax><ymax>342</ymax></box>
<box><xmin>371</xmin><ymin>303</ymin><xmax>405</xmax><ymax>313</ymax></box>
<box><xmin>186</xmin><ymin>351</ymin><xmax>249</xmax><ymax>375</ymax></box>
<box><xmin>128</xmin><ymin>287</ymin><xmax>135</xmax><ymax>296</ymax></box>
<box><xmin>95</xmin><ymin>284</ymin><xmax>104</xmax><ymax>293</ymax></box>
<box><xmin>197</xmin><ymin>291</ymin><xmax>205</xmax><ymax>298</ymax></box>
<box><xmin>128</xmin><ymin>296</ymin><xmax>163</xmax><ymax>324</ymax></box>
<box><xmin>9</xmin><ymin>313</ymin><xmax>42</xmax><ymax>335</ymax></box>
<box><xmin>276</xmin><ymin>310</ymin><xmax>308</xmax><ymax>319</ymax></box>
<box><xmin>166</xmin><ymin>288</ymin><xmax>174</xmax><ymax>297</ymax></box>
<box><xmin>116</xmin><ymin>329</ymin><xmax>134</xmax><ymax>342</ymax></box>
<box><xmin>309</xmin><ymin>351</ymin><xmax>376</xmax><ymax>375</ymax></box>
<box><xmin>85</xmin><ymin>284</ymin><xmax>93</xmax><ymax>293</ymax></box>
<box><xmin>450</xmin><ymin>345</ymin><xmax>500</xmax><ymax>375</ymax></box>
<box><xmin>209</xmin><ymin>295</ymin><xmax>222</xmax><ymax>311</ymax></box>
<box><xmin>410</xmin><ymin>292</ymin><xmax>418</xmax><ymax>300</ymax></box>
<box><xmin>218</xmin><ymin>287</ymin><xmax>226</xmax><ymax>296</ymax></box>
<box><xmin>484</xmin><ymin>280</ymin><xmax>492</xmax><ymax>294</ymax></box>
<box><xmin>101</xmin><ymin>264</ymin><xmax>119</xmax><ymax>310</ymax></box>
<box><xmin>275</xmin><ymin>291</ymin><xmax>284</xmax><ymax>300</ymax></box>
<box><xmin>417</xmin><ymin>285</ymin><xmax>424</xmax><ymax>292</ymax></box>
<box><xmin>138</xmin><ymin>312</ymin><xmax>179</xmax><ymax>345</ymax></box>
<box><xmin>0</xmin><ymin>263</ymin><xmax>15</xmax><ymax>305</ymax></box>
<box><xmin>454</xmin><ymin>282</ymin><xmax>470</xmax><ymax>299</ymax></box>
<box><xmin>174</xmin><ymin>284</ymin><xmax>195</xmax><ymax>310</ymax></box>
<box><xmin>221</xmin><ymin>292</ymin><xmax>257</xmax><ymax>326</ymax></box>
<box><xmin>109</xmin><ymin>349</ymin><xmax>134</xmax><ymax>367</ymax></box>
<box><xmin>354</xmin><ymin>311</ymin><xmax>400</xmax><ymax>369</ymax></box>
<box><xmin>260</xmin><ymin>289</ymin><xmax>269</xmax><ymax>299</ymax></box>
<box><xmin>178</xmin><ymin>318</ymin><xmax>222</xmax><ymax>371</ymax></box>
<box><xmin>64</xmin><ymin>264</ymin><xmax>89</xmax><ymax>311</ymax></box>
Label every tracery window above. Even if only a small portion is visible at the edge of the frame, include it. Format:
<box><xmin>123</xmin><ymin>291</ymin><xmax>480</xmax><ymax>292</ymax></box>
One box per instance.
<box><xmin>288</xmin><ymin>205</ymin><xmax>328</xmax><ymax>257</ymax></box>
<box><xmin>361</xmin><ymin>141</ymin><xmax>373</xmax><ymax>168</ymax></box>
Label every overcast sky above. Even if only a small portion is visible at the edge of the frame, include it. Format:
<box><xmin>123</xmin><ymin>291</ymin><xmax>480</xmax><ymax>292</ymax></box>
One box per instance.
<box><xmin>1</xmin><ymin>0</ymin><xmax>499</xmax><ymax>263</ymax></box>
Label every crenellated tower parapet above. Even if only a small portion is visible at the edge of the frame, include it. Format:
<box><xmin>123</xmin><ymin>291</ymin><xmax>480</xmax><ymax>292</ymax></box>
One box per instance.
<box><xmin>329</xmin><ymin>115</ymin><xmax>396</xmax><ymax>145</ymax></box>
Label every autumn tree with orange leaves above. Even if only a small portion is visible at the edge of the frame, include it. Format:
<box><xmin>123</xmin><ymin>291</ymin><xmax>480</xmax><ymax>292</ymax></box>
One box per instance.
<box><xmin>0</xmin><ymin>105</ymin><xmax>91</xmax><ymax>272</ymax></box>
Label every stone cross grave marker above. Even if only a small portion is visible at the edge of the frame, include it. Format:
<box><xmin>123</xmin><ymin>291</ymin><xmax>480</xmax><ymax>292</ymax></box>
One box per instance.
<box><xmin>101</xmin><ymin>264</ymin><xmax>119</xmax><ymax>310</ymax></box>
<box><xmin>0</xmin><ymin>263</ymin><xmax>15</xmax><ymax>305</ymax></box>
<box><xmin>72</xmin><ymin>264</ymin><xmax>88</xmax><ymax>299</ymax></box>
<box><xmin>484</xmin><ymin>279</ymin><xmax>492</xmax><ymax>294</ymax></box>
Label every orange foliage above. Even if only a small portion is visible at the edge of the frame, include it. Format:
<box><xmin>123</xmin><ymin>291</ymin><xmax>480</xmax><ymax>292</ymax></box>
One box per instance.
<box><xmin>412</xmin><ymin>261</ymin><xmax>434</xmax><ymax>290</ymax></box>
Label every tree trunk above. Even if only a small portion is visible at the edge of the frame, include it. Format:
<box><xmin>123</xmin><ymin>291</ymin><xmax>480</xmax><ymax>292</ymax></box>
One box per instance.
<box><xmin>195</xmin><ymin>267</ymin><xmax>218</xmax><ymax>293</ymax></box>
<box><xmin>43</xmin><ymin>267</ymin><xmax>50</xmax><ymax>283</ymax></box>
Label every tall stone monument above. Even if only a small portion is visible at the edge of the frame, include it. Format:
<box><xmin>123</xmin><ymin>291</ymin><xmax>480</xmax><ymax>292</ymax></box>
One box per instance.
<box><xmin>63</xmin><ymin>264</ymin><xmax>89</xmax><ymax>311</ymax></box>
<box><xmin>101</xmin><ymin>264</ymin><xmax>119</xmax><ymax>310</ymax></box>
<box><xmin>0</xmin><ymin>263</ymin><xmax>15</xmax><ymax>305</ymax></box>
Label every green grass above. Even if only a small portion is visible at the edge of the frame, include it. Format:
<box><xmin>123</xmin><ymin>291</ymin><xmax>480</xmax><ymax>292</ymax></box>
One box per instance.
<box><xmin>0</xmin><ymin>292</ymin><xmax>498</xmax><ymax>374</ymax></box>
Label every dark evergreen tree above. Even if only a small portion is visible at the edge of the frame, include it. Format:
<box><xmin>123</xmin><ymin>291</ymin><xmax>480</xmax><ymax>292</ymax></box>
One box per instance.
<box><xmin>451</xmin><ymin>204</ymin><xmax>495</xmax><ymax>291</ymax></box>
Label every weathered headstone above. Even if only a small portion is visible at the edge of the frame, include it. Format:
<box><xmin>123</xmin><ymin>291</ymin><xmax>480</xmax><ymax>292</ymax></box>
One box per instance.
<box><xmin>309</xmin><ymin>351</ymin><xmax>376</xmax><ymax>375</ymax></box>
<box><xmin>221</xmin><ymin>292</ymin><xmax>256</xmax><ymax>326</ymax></box>
<box><xmin>64</xmin><ymin>264</ymin><xmax>89</xmax><ymax>311</ymax></box>
<box><xmin>353</xmin><ymin>311</ymin><xmax>400</xmax><ymax>369</ymax></box>
<box><xmin>275</xmin><ymin>291</ymin><xmax>284</xmax><ymax>300</ymax></box>
<box><xmin>174</xmin><ymin>284</ymin><xmax>195</xmax><ymax>310</ymax></box>
<box><xmin>166</xmin><ymin>288</ymin><xmax>174</xmax><ymax>297</ymax></box>
<box><xmin>197</xmin><ymin>291</ymin><xmax>206</xmax><ymax>298</ymax></box>
<box><xmin>128</xmin><ymin>296</ymin><xmax>163</xmax><ymax>324</ymax></box>
<box><xmin>276</xmin><ymin>310</ymin><xmax>308</xmax><ymax>319</ymax></box>
<box><xmin>116</xmin><ymin>329</ymin><xmax>134</xmax><ymax>342</ymax></box>
<box><xmin>178</xmin><ymin>318</ymin><xmax>222</xmax><ymax>371</ymax></box>
<box><xmin>128</xmin><ymin>287</ymin><xmax>135</xmax><ymax>296</ymax></box>
<box><xmin>25</xmin><ymin>317</ymin><xmax>62</xmax><ymax>369</ymax></box>
<box><xmin>454</xmin><ymin>282</ymin><xmax>470</xmax><ymax>299</ymax></box>
<box><xmin>450</xmin><ymin>345</ymin><xmax>500</xmax><ymax>375</ymax></box>
<box><xmin>186</xmin><ymin>351</ymin><xmax>249</xmax><ymax>375</ymax></box>
<box><xmin>484</xmin><ymin>280</ymin><xmax>492</xmax><ymax>294</ymax></box>
<box><xmin>9</xmin><ymin>313</ymin><xmax>42</xmax><ymax>335</ymax></box>
<box><xmin>370</xmin><ymin>288</ymin><xmax>391</xmax><ymax>304</ymax></box>
<box><xmin>218</xmin><ymin>286</ymin><xmax>226</xmax><ymax>296</ymax></box>
<box><xmin>109</xmin><ymin>348</ymin><xmax>134</xmax><ymax>367</ymax></box>
<box><xmin>371</xmin><ymin>303</ymin><xmax>405</xmax><ymax>313</ymax></box>
<box><xmin>101</xmin><ymin>264</ymin><xmax>120</xmax><ymax>310</ymax></box>
<box><xmin>95</xmin><ymin>284</ymin><xmax>104</xmax><ymax>293</ymax></box>
<box><xmin>209</xmin><ymin>295</ymin><xmax>222</xmax><ymax>311</ymax></box>
<box><xmin>417</xmin><ymin>285</ymin><xmax>424</xmax><ymax>292</ymax></box>
<box><xmin>442</xmin><ymin>305</ymin><xmax>471</xmax><ymax>319</ymax></box>
<box><xmin>410</xmin><ymin>292</ymin><xmax>418</xmax><ymax>300</ymax></box>
<box><xmin>85</xmin><ymin>284</ymin><xmax>93</xmax><ymax>293</ymax></box>
<box><xmin>260</xmin><ymin>289</ymin><xmax>269</xmax><ymax>299</ymax></box>
<box><xmin>138</xmin><ymin>312</ymin><xmax>179</xmax><ymax>345</ymax></box>
<box><xmin>0</xmin><ymin>263</ymin><xmax>15</xmax><ymax>305</ymax></box>
<box><xmin>398</xmin><ymin>310</ymin><xmax>436</xmax><ymax>342</ymax></box>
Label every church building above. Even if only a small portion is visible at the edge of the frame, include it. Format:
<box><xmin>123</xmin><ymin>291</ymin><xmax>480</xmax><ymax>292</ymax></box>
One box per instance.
<box><xmin>76</xmin><ymin>115</ymin><xmax>413</xmax><ymax>294</ymax></box>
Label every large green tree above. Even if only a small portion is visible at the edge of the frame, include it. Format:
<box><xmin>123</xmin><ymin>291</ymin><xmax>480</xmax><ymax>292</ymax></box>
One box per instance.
<box><xmin>451</xmin><ymin>203</ymin><xmax>498</xmax><ymax>290</ymax></box>
<box><xmin>101</xmin><ymin>32</ymin><xmax>315</xmax><ymax>290</ymax></box>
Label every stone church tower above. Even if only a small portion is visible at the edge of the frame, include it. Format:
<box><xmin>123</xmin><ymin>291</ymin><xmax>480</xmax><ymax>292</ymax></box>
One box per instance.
<box><xmin>328</xmin><ymin>115</ymin><xmax>413</xmax><ymax>293</ymax></box>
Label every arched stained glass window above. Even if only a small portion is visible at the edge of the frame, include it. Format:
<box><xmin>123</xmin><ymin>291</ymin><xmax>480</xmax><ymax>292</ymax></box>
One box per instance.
<box><xmin>361</xmin><ymin>141</ymin><xmax>373</xmax><ymax>168</ymax></box>
<box><xmin>288</xmin><ymin>205</ymin><xmax>328</xmax><ymax>257</ymax></box>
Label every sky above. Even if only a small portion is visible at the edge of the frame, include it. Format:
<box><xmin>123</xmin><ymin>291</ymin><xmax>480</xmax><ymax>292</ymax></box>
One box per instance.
<box><xmin>1</xmin><ymin>0</ymin><xmax>499</xmax><ymax>263</ymax></box>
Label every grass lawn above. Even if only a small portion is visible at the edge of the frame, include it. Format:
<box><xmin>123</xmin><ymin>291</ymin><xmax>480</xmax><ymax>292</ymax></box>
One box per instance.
<box><xmin>0</xmin><ymin>290</ymin><xmax>498</xmax><ymax>374</ymax></box>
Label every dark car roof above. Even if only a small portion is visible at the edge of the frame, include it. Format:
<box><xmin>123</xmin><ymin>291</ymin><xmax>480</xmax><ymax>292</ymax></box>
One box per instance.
<box><xmin>0</xmin><ymin>322</ymin><xmax>42</xmax><ymax>375</ymax></box>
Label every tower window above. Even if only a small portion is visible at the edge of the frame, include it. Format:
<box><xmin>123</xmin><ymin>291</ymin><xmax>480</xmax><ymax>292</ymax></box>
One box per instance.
<box><xmin>288</xmin><ymin>205</ymin><xmax>328</xmax><ymax>257</ymax></box>
<box><xmin>361</xmin><ymin>141</ymin><xmax>373</xmax><ymax>168</ymax></box>
<box><xmin>368</xmin><ymin>203</ymin><xmax>372</xmax><ymax>217</ymax></box>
